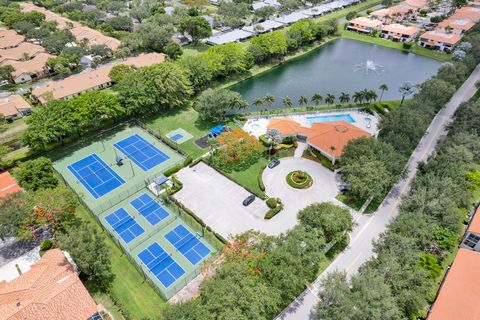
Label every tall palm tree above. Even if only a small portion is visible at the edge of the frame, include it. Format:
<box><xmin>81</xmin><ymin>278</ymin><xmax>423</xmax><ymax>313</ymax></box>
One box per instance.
<box><xmin>353</xmin><ymin>91</ymin><xmax>363</xmax><ymax>104</ymax></box>
<box><xmin>263</xmin><ymin>94</ymin><xmax>275</xmax><ymax>109</ymax></box>
<box><xmin>311</xmin><ymin>93</ymin><xmax>323</xmax><ymax>106</ymax></box>
<box><xmin>399</xmin><ymin>81</ymin><xmax>416</xmax><ymax>106</ymax></box>
<box><xmin>298</xmin><ymin>95</ymin><xmax>308</xmax><ymax>107</ymax></box>
<box><xmin>325</xmin><ymin>94</ymin><xmax>335</xmax><ymax>105</ymax></box>
<box><xmin>253</xmin><ymin>98</ymin><xmax>264</xmax><ymax>108</ymax></box>
<box><xmin>283</xmin><ymin>96</ymin><xmax>292</xmax><ymax>109</ymax></box>
<box><xmin>339</xmin><ymin>92</ymin><xmax>350</xmax><ymax>104</ymax></box>
<box><xmin>362</xmin><ymin>89</ymin><xmax>370</xmax><ymax>104</ymax></box>
<box><xmin>368</xmin><ymin>90</ymin><xmax>378</xmax><ymax>102</ymax></box>
<box><xmin>379</xmin><ymin>84</ymin><xmax>388</xmax><ymax>102</ymax></box>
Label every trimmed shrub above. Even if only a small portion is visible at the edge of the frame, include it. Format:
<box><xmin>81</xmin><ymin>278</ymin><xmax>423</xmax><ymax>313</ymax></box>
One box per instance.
<box><xmin>373</xmin><ymin>103</ymin><xmax>387</xmax><ymax>115</ymax></box>
<box><xmin>258</xmin><ymin>164</ymin><xmax>266</xmax><ymax>191</ymax></box>
<box><xmin>282</xmin><ymin>136</ymin><xmax>297</xmax><ymax>144</ymax></box>
<box><xmin>40</xmin><ymin>239</ymin><xmax>53</xmax><ymax>251</ymax></box>
<box><xmin>286</xmin><ymin>170</ymin><xmax>313</xmax><ymax>189</ymax></box>
<box><xmin>403</xmin><ymin>42</ymin><xmax>413</xmax><ymax>50</ymax></box>
<box><xmin>258</xmin><ymin>134</ymin><xmax>271</xmax><ymax>147</ymax></box>
<box><xmin>164</xmin><ymin>163</ymin><xmax>183</xmax><ymax>176</ymax></box>
<box><xmin>265</xmin><ymin>202</ymin><xmax>283</xmax><ymax>219</ymax></box>
<box><xmin>275</xmin><ymin>143</ymin><xmax>295</xmax><ymax>150</ymax></box>
<box><xmin>266</xmin><ymin>197</ymin><xmax>278</xmax><ymax>208</ymax></box>
<box><xmin>184</xmin><ymin>156</ymin><xmax>193</xmax><ymax>166</ymax></box>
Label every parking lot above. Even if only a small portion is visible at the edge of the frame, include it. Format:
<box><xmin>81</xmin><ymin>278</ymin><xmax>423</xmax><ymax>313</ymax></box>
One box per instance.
<box><xmin>174</xmin><ymin>162</ymin><xmax>271</xmax><ymax>239</ymax></box>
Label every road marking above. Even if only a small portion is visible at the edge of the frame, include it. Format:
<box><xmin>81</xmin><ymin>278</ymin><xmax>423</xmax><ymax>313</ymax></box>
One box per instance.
<box><xmin>345</xmin><ymin>251</ymin><xmax>363</xmax><ymax>273</ymax></box>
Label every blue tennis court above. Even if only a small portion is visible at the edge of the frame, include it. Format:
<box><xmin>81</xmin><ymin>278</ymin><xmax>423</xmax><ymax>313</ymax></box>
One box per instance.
<box><xmin>138</xmin><ymin>242</ymin><xmax>185</xmax><ymax>288</ymax></box>
<box><xmin>114</xmin><ymin>134</ymin><xmax>169</xmax><ymax>171</ymax></box>
<box><xmin>67</xmin><ymin>153</ymin><xmax>125</xmax><ymax>199</ymax></box>
<box><xmin>105</xmin><ymin>208</ymin><xmax>145</xmax><ymax>244</ymax></box>
<box><xmin>165</xmin><ymin>225</ymin><xmax>211</xmax><ymax>265</ymax></box>
<box><xmin>130</xmin><ymin>193</ymin><xmax>169</xmax><ymax>226</ymax></box>
<box><xmin>170</xmin><ymin>133</ymin><xmax>183</xmax><ymax>142</ymax></box>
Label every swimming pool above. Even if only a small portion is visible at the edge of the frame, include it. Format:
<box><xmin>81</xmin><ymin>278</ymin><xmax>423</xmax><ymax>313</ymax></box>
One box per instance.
<box><xmin>307</xmin><ymin>114</ymin><xmax>355</xmax><ymax>125</ymax></box>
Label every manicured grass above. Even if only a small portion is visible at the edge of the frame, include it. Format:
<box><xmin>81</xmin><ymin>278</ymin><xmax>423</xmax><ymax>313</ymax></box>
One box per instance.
<box><xmin>225</xmin><ymin>147</ymin><xmax>295</xmax><ymax>196</ymax></box>
<box><xmin>336</xmin><ymin>193</ymin><xmax>382</xmax><ymax>214</ymax></box>
<box><xmin>143</xmin><ymin>107</ymin><xmax>238</xmax><ymax>159</ymax></box>
<box><xmin>74</xmin><ymin>202</ymin><xmax>167</xmax><ymax>319</ymax></box>
<box><xmin>339</xmin><ymin>28</ymin><xmax>451</xmax><ymax>62</ymax></box>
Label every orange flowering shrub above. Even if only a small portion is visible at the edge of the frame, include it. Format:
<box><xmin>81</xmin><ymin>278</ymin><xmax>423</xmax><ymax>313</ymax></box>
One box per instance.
<box><xmin>214</xmin><ymin>129</ymin><xmax>261</xmax><ymax>171</ymax></box>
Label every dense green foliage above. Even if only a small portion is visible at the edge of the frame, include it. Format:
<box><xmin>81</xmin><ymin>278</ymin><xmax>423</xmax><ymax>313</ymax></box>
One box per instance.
<box><xmin>23</xmin><ymin>91</ymin><xmax>123</xmax><ymax>150</ymax></box>
<box><xmin>12</xmin><ymin>157</ymin><xmax>58</xmax><ymax>191</ymax></box>
<box><xmin>162</xmin><ymin>203</ymin><xmax>352</xmax><ymax>319</ymax></box>
<box><xmin>317</xmin><ymin>87</ymin><xmax>480</xmax><ymax>320</ymax></box>
<box><xmin>195</xmin><ymin>88</ymin><xmax>248</xmax><ymax>121</ymax></box>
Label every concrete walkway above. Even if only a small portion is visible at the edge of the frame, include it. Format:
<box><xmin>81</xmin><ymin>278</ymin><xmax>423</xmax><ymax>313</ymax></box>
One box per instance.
<box><xmin>275</xmin><ymin>63</ymin><xmax>480</xmax><ymax>320</ymax></box>
<box><xmin>294</xmin><ymin>142</ymin><xmax>308</xmax><ymax>158</ymax></box>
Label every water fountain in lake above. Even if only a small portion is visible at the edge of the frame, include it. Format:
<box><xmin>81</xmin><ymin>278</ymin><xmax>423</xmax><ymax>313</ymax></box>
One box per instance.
<box><xmin>354</xmin><ymin>60</ymin><xmax>385</xmax><ymax>75</ymax></box>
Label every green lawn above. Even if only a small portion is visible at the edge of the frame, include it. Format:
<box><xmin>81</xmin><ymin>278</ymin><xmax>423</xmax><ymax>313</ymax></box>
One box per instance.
<box><xmin>339</xmin><ymin>28</ymin><xmax>451</xmax><ymax>62</ymax></box>
<box><xmin>336</xmin><ymin>193</ymin><xmax>382</xmax><ymax>214</ymax></box>
<box><xmin>143</xmin><ymin>107</ymin><xmax>238</xmax><ymax>159</ymax></box>
<box><xmin>222</xmin><ymin>146</ymin><xmax>295</xmax><ymax>197</ymax></box>
<box><xmin>75</xmin><ymin>202</ymin><xmax>167</xmax><ymax>319</ymax></box>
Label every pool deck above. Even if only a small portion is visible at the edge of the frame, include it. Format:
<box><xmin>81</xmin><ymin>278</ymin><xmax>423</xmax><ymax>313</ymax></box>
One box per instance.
<box><xmin>243</xmin><ymin>109</ymin><xmax>380</xmax><ymax>138</ymax></box>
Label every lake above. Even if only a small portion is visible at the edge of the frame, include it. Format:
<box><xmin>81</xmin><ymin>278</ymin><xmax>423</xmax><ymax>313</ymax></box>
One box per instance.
<box><xmin>230</xmin><ymin>38</ymin><xmax>442</xmax><ymax>111</ymax></box>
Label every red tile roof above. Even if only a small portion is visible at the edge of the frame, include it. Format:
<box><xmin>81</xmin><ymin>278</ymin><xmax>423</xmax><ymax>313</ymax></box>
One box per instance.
<box><xmin>429</xmin><ymin>248</ymin><xmax>480</xmax><ymax>320</ymax></box>
<box><xmin>0</xmin><ymin>172</ymin><xmax>21</xmax><ymax>198</ymax></box>
<box><xmin>468</xmin><ymin>206</ymin><xmax>480</xmax><ymax>234</ymax></box>
<box><xmin>307</xmin><ymin>121</ymin><xmax>371</xmax><ymax>158</ymax></box>
<box><xmin>0</xmin><ymin>249</ymin><xmax>98</xmax><ymax>320</ymax></box>
<box><xmin>0</xmin><ymin>95</ymin><xmax>32</xmax><ymax>118</ymax></box>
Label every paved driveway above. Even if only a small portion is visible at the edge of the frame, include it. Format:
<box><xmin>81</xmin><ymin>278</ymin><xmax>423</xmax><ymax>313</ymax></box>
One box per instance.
<box><xmin>174</xmin><ymin>162</ymin><xmax>270</xmax><ymax>239</ymax></box>
<box><xmin>262</xmin><ymin>157</ymin><xmax>344</xmax><ymax>222</ymax></box>
<box><xmin>175</xmin><ymin>159</ymin><xmax>346</xmax><ymax>239</ymax></box>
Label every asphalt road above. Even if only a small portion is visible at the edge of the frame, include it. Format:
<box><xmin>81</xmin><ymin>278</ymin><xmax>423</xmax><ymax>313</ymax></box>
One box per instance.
<box><xmin>276</xmin><ymin>63</ymin><xmax>480</xmax><ymax>320</ymax></box>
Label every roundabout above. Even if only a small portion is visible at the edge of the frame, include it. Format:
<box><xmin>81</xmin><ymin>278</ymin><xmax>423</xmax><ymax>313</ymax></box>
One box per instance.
<box><xmin>286</xmin><ymin>170</ymin><xmax>313</xmax><ymax>189</ymax></box>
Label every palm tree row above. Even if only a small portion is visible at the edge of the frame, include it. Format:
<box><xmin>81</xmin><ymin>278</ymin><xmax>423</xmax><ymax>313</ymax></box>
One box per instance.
<box><xmin>252</xmin><ymin>84</ymin><xmax>389</xmax><ymax>109</ymax></box>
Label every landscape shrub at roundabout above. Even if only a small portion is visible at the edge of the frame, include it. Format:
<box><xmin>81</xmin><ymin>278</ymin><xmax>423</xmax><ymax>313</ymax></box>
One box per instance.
<box><xmin>286</xmin><ymin>170</ymin><xmax>313</xmax><ymax>189</ymax></box>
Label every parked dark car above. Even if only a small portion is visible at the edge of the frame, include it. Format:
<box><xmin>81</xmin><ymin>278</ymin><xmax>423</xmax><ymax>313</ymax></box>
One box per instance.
<box><xmin>268</xmin><ymin>159</ymin><xmax>280</xmax><ymax>169</ymax></box>
<box><xmin>243</xmin><ymin>195</ymin><xmax>255</xmax><ymax>206</ymax></box>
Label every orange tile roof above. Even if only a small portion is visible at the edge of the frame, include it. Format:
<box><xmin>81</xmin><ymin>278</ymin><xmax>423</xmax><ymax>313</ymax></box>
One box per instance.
<box><xmin>370</xmin><ymin>8</ymin><xmax>393</xmax><ymax>17</ymax></box>
<box><xmin>20</xmin><ymin>3</ymin><xmax>119</xmax><ymax>50</ymax></box>
<box><xmin>404</xmin><ymin>0</ymin><xmax>428</xmax><ymax>8</ymax></box>
<box><xmin>349</xmin><ymin>17</ymin><xmax>383</xmax><ymax>28</ymax></box>
<box><xmin>0</xmin><ymin>95</ymin><xmax>32</xmax><ymax>118</ymax></box>
<box><xmin>0</xmin><ymin>172</ymin><xmax>21</xmax><ymax>198</ymax></box>
<box><xmin>4</xmin><ymin>52</ymin><xmax>54</xmax><ymax>78</ymax></box>
<box><xmin>0</xmin><ymin>249</ymin><xmax>98</xmax><ymax>320</ymax></box>
<box><xmin>438</xmin><ymin>17</ymin><xmax>476</xmax><ymax>31</ymax></box>
<box><xmin>382</xmin><ymin>23</ymin><xmax>419</xmax><ymax>35</ymax></box>
<box><xmin>0</xmin><ymin>29</ymin><xmax>18</xmax><ymax>38</ymax></box>
<box><xmin>420</xmin><ymin>30</ymin><xmax>462</xmax><ymax>45</ymax></box>
<box><xmin>307</xmin><ymin>121</ymin><xmax>371</xmax><ymax>158</ymax></box>
<box><xmin>452</xmin><ymin>6</ymin><xmax>480</xmax><ymax>22</ymax></box>
<box><xmin>0</xmin><ymin>34</ymin><xmax>25</xmax><ymax>50</ymax></box>
<box><xmin>0</xmin><ymin>42</ymin><xmax>46</xmax><ymax>61</ymax></box>
<box><xmin>32</xmin><ymin>53</ymin><xmax>165</xmax><ymax>103</ymax></box>
<box><xmin>267</xmin><ymin>118</ymin><xmax>311</xmax><ymax>136</ymax></box>
<box><xmin>468</xmin><ymin>206</ymin><xmax>480</xmax><ymax>234</ymax></box>
<box><xmin>428</xmin><ymin>248</ymin><xmax>480</xmax><ymax>320</ymax></box>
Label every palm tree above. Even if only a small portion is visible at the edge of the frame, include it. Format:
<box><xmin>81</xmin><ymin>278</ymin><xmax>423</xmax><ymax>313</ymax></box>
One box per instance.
<box><xmin>311</xmin><ymin>93</ymin><xmax>323</xmax><ymax>106</ymax></box>
<box><xmin>353</xmin><ymin>91</ymin><xmax>363</xmax><ymax>104</ymax></box>
<box><xmin>263</xmin><ymin>94</ymin><xmax>275</xmax><ymax>109</ymax></box>
<box><xmin>399</xmin><ymin>81</ymin><xmax>417</xmax><ymax>106</ymax></box>
<box><xmin>379</xmin><ymin>84</ymin><xmax>388</xmax><ymax>102</ymax></box>
<box><xmin>283</xmin><ymin>96</ymin><xmax>292</xmax><ymax>109</ymax></box>
<box><xmin>265</xmin><ymin>129</ymin><xmax>282</xmax><ymax>160</ymax></box>
<box><xmin>298</xmin><ymin>95</ymin><xmax>308</xmax><ymax>107</ymax></box>
<box><xmin>253</xmin><ymin>98</ymin><xmax>264</xmax><ymax>109</ymax></box>
<box><xmin>325</xmin><ymin>94</ymin><xmax>335</xmax><ymax>105</ymax></box>
<box><xmin>339</xmin><ymin>92</ymin><xmax>350</xmax><ymax>104</ymax></box>
<box><xmin>362</xmin><ymin>89</ymin><xmax>370</xmax><ymax>104</ymax></box>
<box><xmin>368</xmin><ymin>90</ymin><xmax>378</xmax><ymax>102</ymax></box>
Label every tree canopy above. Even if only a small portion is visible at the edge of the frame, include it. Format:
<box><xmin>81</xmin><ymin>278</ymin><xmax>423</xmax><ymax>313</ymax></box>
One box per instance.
<box><xmin>13</xmin><ymin>157</ymin><xmax>58</xmax><ymax>191</ymax></box>
<box><xmin>195</xmin><ymin>88</ymin><xmax>248</xmax><ymax>121</ymax></box>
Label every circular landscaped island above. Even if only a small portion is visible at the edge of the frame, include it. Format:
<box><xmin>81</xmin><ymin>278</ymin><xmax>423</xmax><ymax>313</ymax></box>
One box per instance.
<box><xmin>286</xmin><ymin>170</ymin><xmax>313</xmax><ymax>189</ymax></box>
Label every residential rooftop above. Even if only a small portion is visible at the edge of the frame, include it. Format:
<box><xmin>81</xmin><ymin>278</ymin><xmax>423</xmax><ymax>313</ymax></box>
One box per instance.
<box><xmin>32</xmin><ymin>53</ymin><xmax>165</xmax><ymax>103</ymax></box>
<box><xmin>0</xmin><ymin>95</ymin><xmax>32</xmax><ymax>119</ymax></box>
<box><xmin>428</xmin><ymin>248</ymin><xmax>480</xmax><ymax>320</ymax></box>
<box><xmin>420</xmin><ymin>30</ymin><xmax>462</xmax><ymax>45</ymax></box>
<box><xmin>382</xmin><ymin>23</ymin><xmax>420</xmax><ymax>35</ymax></box>
<box><xmin>0</xmin><ymin>171</ymin><xmax>21</xmax><ymax>198</ymax></box>
<box><xmin>0</xmin><ymin>249</ymin><xmax>99</xmax><ymax>320</ymax></box>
